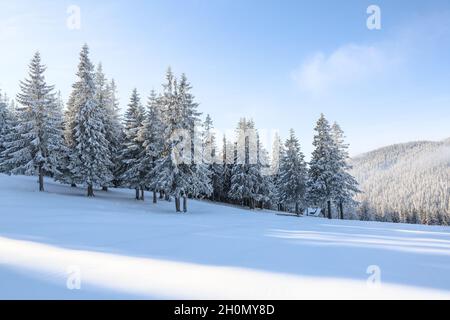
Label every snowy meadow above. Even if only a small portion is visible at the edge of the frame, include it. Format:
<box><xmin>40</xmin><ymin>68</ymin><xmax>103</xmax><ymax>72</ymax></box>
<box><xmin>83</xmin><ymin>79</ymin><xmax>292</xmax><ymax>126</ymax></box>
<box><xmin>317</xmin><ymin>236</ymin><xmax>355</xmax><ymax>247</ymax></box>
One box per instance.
<box><xmin>1</xmin><ymin>175</ymin><xmax>450</xmax><ymax>299</ymax></box>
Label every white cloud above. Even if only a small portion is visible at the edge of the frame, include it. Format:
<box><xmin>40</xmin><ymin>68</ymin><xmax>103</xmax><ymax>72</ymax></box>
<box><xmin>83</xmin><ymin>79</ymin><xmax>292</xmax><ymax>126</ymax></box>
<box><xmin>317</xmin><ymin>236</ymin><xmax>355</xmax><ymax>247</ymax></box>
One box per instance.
<box><xmin>292</xmin><ymin>43</ymin><xmax>389</xmax><ymax>94</ymax></box>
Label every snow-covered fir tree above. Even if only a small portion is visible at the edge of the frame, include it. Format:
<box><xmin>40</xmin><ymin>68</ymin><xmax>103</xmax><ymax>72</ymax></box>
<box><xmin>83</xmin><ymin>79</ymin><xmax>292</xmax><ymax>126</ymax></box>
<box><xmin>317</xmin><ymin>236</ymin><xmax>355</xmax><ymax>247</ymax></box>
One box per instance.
<box><xmin>269</xmin><ymin>132</ymin><xmax>284</xmax><ymax>210</ymax></box>
<box><xmin>0</xmin><ymin>52</ymin><xmax>64</xmax><ymax>191</ymax></box>
<box><xmin>276</xmin><ymin>129</ymin><xmax>308</xmax><ymax>215</ymax></box>
<box><xmin>177</xmin><ymin>74</ymin><xmax>212</xmax><ymax>204</ymax></box>
<box><xmin>307</xmin><ymin>114</ymin><xmax>340</xmax><ymax>219</ymax></box>
<box><xmin>331</xmin><ymin>122</ymin><xmax>360</xmax><ymax>219</ymax></box>
<box><xmin>152</xmin><ymin>69</ymin><xmax>211</xmax><ymax>212</ymax></box>
<box><xmin>137</xmin><ymin>90</ymin><xmax>164</xmax><ymax>203</ymax></box>
<box><xmin>0</xmin><ymin>91</ymin><xmax>15</xmax><ymax>173</ymax></box>
<box><xmin>67</xmin><ymin>44</ymin><xmax>113</xmax><ymax>197</ymax></box>
<box><xmin>201</xmin><ymin>114</ymin><xmax>222</xmax><ymax>201</ymax></box>
<box><xmin>120</xmin><ymin>88</ymin><xmax>146</xmax><ymax>200</ymax></box>
<box><xmin>216</xmin><ymin>134</ymin><xmax>233</xmax><ymax>202</ymax></box>
<box><xmin>94</xmin><ymin>64</ymin><xmax>123</xmax><ymax>190</ymax></box>
<box><xmin>228</xmin><ymin>118</ymin><xmax>265</xmax><ymax>209</ymax></box>
<box><xmin>106</xmin><ymin>79</ymin><xmax>124</xmax><ymax>187</ymax></box>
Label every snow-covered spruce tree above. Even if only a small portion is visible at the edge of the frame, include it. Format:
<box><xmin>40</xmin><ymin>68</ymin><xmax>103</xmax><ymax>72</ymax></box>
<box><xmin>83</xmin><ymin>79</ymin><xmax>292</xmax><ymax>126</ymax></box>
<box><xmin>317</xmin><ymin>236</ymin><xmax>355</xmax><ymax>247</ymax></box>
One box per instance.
<box><xmin>151</xmin><ymin>69</ymin><xmax>211</xmax><ymax>212</ymax></box>
<box><xmin>276</xmin><ymin>129</ymin><xmax>308</xmax><ymax>215</ymax></box>
<box><xmin>270</xmin><ymin>132</ymin><xmax>284</xmax><ymax>210</ymax></box>
<box><xmin>228</xmin><ymin>118</ymin><xmax>265</xmax><ymax>209</ymax></box>
<box><xmin>201</xmin><ymin>114</ymin><xmax>222</xmax><ymax>201</ymax></box>
<box><xmin>0</xmin><ymin>94</ymin><xmax>18</xmax><ymax>174</ymax></box>
<box><xmin>120</xmin><ymin>88</ymin><xmax>146</xmax><ymax>200</ymax></box>
<box><xmin>0</xmin><ymin>91</ymin><xmax>15</xmax><ymax>173</ymax></box>
<box><xmin>106</xmin><ymin>79</ymin><xmax>124</xmax><ymax>187</ymax></box>
<box><xmin>331</xmin><ymin>122</ymin><xmax>360</xmax><ymax>219</ymax></box>
<box><xmin>137</xmin><ymin>90</ymin><xmax>164</xmax><ymax>203</ymax></box>
<box><xmin>46</xmin><ymin>91</ymin><xmax>69</xmax><ymax>183</ymax></box>
<box><xmin>59</xmin><ymin>90</ymin><xmax>79</xmax><ymax>187</ymax></box>
<box><xmin>1</xmin><ymin>52</ymin><xmax>64</xmax><ymax>191</ymax></box>
<box><xmin>94</xmin><ymin>64</ymin><xmax>123</xmax><ymax>191</ymax></box>
<box><xmin>217</xmin><ymin>134</ymin><xmax>233</xmax><ymax>203</ymax></box>
<box><xmin>307</xmin><ymin>114</ymin><xmax>340</xmax><ymax>219</ymax></box>
<box><xmin>67</xmin><ymin>44</ymin><xmax>113</xmax><ymax>197</ymax></box>
<box><xmin>176</xmin><ymin>73</ymin><xmax>212</xmax><ymax>211</ymax></box>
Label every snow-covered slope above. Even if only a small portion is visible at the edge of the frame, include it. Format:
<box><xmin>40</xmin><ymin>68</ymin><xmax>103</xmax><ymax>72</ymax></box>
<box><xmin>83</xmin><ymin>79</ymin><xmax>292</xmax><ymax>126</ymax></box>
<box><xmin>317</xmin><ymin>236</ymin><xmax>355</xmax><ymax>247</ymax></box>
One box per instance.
<box><xmin>1</xmin><ymin>174</ymin><xmax>450</xmax><ymax>299</ymax></box>
<box><xmin>350</xmin><ymin>138</ymin><xmax>450</xmax><ymax>224</ymax></box>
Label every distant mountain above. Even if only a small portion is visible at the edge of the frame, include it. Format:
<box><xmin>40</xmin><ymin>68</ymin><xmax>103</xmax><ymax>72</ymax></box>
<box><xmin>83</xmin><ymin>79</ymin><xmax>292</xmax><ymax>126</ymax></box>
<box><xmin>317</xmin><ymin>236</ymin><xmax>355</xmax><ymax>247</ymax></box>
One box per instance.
<box><xmin>350</xmin><ymin>138</ymin><xmax>450</xmax><ymax>225</ymax></box>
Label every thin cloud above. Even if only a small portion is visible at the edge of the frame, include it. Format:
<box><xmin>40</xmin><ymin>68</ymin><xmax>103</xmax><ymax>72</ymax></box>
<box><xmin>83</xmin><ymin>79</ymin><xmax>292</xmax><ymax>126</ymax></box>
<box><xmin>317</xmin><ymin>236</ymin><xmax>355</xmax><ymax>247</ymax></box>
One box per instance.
<box><xmin>292</xmin><ymin>43</ymin><xmax>391</xmax><ymax>94</ymax></box>
<box><xmin>292</xmin><ymin>12</ymin><xmax>450</xmax><ymax>95</ymax></box>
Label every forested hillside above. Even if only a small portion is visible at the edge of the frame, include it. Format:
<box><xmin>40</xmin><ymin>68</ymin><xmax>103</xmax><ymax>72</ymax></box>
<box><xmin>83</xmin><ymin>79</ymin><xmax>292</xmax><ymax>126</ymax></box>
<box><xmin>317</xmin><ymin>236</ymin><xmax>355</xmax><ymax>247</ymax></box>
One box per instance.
<box><xmin>351</xmin><ymin>139</ymin><xmax>450</xmax><ymax>224</ymax></box>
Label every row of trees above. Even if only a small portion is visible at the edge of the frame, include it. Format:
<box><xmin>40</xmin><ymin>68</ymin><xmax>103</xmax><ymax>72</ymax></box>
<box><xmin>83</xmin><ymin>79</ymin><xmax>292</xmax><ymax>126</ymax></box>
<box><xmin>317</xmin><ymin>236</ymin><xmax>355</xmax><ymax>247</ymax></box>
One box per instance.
<box><xmin>0</xmin><ymin>45</ymin><xmax>359</xmax><ymax>217</ymax></box>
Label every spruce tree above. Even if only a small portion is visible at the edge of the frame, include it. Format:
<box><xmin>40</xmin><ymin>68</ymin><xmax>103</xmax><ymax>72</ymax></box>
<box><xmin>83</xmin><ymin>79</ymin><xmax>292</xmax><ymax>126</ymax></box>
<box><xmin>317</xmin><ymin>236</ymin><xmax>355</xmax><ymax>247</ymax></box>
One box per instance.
<box><xmin>120</xmin><ymin>88</ymin><xmax>146</xmax><ymax>200</ymax></box>
<box><xmin>94</xmin><ymin>64</ymin><xmax>123</xmax><ymax>191</ymax></box>
<box><xmin>0</xmin><ymin>91</ymin><xmax>15</xmax><ymax>173</ymax></box>
<box><xmin>1</xmin><ymin>52</ymin><xmax>62</xmax><ymax>191</ymax></box>
<box><xmin>201</xmin><ymin>114</ymin><xmax>222</xmax><ymax>201</ymax></box>
<box><xmin>152</xmin><ymin>69</ymin><xmax>211</xmax><ymax>212</ymax></box>
<box><xmin>307</xmin><ymin>114</ymin><xmax>340</xmax><ymax>219</ymax></box>
<box><xmin>106</xmin><ymin>79</ymin><xmax>124</xmax><ymax>187</ymax></box>
<box><xmin>331</xmin><ymin>122</ymin><xmax>360</xmax><ymax>219</ymax></box>
<box><xmin>138</xmin><ymin>90</ymin><xmax>164</xmax><ymax>203</ymax></box>
<box><xmin>68</xmin><ymin>44</ymin><xmax>113</xmax><ymax>197</ymax></box>
<box><xmin>228</xmin><ymin>118</ymin><xmax>264</xmax><ymax>209</ymax></box>
<box><xmin>276</xmin><ymin>129</ymin><xmax>308</xmax><ymax>215</ymax></box>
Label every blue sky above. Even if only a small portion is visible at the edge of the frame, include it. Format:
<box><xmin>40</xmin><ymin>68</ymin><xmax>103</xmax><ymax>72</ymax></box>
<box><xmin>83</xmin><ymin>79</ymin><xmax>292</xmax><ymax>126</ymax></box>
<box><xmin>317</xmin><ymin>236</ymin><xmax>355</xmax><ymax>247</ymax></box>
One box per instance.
<box><xmin>0</xmin><ymin>0</ymin><xmax>449</xmax><ymax>157</ymax></box>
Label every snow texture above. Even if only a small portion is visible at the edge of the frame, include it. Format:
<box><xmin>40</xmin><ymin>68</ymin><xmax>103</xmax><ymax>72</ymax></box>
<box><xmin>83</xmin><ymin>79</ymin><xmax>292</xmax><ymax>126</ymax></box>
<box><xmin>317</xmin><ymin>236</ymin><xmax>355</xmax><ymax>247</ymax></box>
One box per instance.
<box><xmin>1</xmin><ymin>174</ymin><xmax>450</xmax><ymax>299</ymax></box>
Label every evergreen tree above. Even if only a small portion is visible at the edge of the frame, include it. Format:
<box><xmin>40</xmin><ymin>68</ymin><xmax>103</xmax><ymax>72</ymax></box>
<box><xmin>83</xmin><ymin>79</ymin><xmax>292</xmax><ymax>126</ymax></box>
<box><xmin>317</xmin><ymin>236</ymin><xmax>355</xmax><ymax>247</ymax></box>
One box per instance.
<box><xmin>94</xmin><ymin>64</ymin><xmax>123</xmax><ymax>190</ymax></box>
<box><xmin>0</xmin><ymin>91</ymin><xmax>15</xmax><ymax>173</ymax></box>
<box><xmin>218</xmin><ymin>134</ymin><xmax>233</xmax><ymax>202</ymax></box>
<box><xmin>152</xmin><ymin>69</ymin><xmax>211</xmax><ymax>212</ymax></box>
<box><xmin>1</xmin><ymin>52</ymin><xmax>62</xmax><ymax>191</ymax></box>
<box><xmin>331</xmin><ymin>122</ymin><xmax>360</xmax><ymax>219</ymax></box>
<box><xmin>106</xmin><ymin>79</ymin><xmax>124</xmax><ymax>187</ymax></box>
<box><xmin>201</xmin><ymin>114</ymin><xmax>222</xmax><ymax>201</ymax></box>
<box><xmin>59</xmin><ymin>90</ymin><xmax>78</xmax><ymax>186</ymax></box>
<box><xmin>276</xmin><ymin>129</ymin><xmax>308</xmax><ymax>215</ymax></box>
<box><xmin>270</xmin><ymin>132</ymin><xmax>284</xmax><ymax>210</ymax></box>
<box><xmin>138</xmin><ymin>90</ymin><xmax>164</xmax><ymax>203</ymax></box>
<box><xmin>307</xmin><ymin>114</ymin><xmax>340</xmax><ymax>219</ymax></box>
<box><xmin>67</xmin><ymin>44</ymin><xmax>113</xmax><ymax>196</ymax></box>
<box><xmin>228</xmin><ymin>118</ymin><xmax>264</xmax><ymax>209</ymax></box>
<box><xmin>120</xmin><ymin>88</ymin><xmax>146</xmax><ymax>200</ymax></box>
<box><xmin>46</xmin><ymin>91</ymin><xmax>68</xmax><ymax>182</ymax></box>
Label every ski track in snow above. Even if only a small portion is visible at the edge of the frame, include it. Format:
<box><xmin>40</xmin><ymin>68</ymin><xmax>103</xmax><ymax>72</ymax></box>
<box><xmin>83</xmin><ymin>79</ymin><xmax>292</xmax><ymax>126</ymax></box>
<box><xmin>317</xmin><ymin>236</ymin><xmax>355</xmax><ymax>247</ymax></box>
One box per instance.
<box><xmin>1</xmin><ymin>174</ymin><xmax>450</xmax><ymax>299</ymax></box>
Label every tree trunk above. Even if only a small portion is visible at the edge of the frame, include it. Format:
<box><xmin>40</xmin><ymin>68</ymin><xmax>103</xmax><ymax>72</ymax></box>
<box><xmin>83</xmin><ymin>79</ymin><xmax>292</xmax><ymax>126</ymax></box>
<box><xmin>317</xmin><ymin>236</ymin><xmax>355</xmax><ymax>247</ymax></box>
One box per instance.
<box><xmin>102</xmin><ymin>186</ymin><xmax>108</xmax><ymax>192</ymax></box>
<box><xmin>87</xmin><ymin>185</ymin><xmax>94</xmax><ymax>197</ymax></box>
<box><xmin>159</xmin><ymin>191</ymin><xmax>164</xmax><ymax>199</ymax></box>
<box><xmin>71</xmin><ymin>183</ymin><xmax>77</xmax><ymax>188</ymax></box>
<box><xmin>327</xmin><ymin>200</ymin><xmax>332</xmax><ymax>219</ymax></box>
<box><xmin>135</xmin><ymin>188</ymin><xmax>140</xmax><ymax>200</ymax></box>
<box><xmin>295</xmin><ymin>202</ymin><xmax>299</xmax><ymax>216</ymax></box>
<box><xmin>183</xmin><ymin>196</ymin><xmax>187</xmax><ymax>213</ymax></box>
<box><xmin>153</xmin><ymin>190</ymin><xmax>157</xmax><ymax>204</ymax></box>
<box><xmin>38</xmin><ymin>166</ymin><xmax>44</xmax><ymax>192</ymax></box>
<box><xmin>249</xmin><ymin>198</ymin><xmax>255</xmax><ymax>210</ymax></box>
<box><xmin>175</xmin><ymin>197</ymin><xmax>181</xmax><ymax>212</ymax></box>
<box><xmin>339</xmin><ymin>201</ymin><xmax>344</xmax><ymax>220</ymax></box>
<box><xmin>140</xmin><ymin>187</ymin><xmax>144</xmax><ymax>201</ymax></box>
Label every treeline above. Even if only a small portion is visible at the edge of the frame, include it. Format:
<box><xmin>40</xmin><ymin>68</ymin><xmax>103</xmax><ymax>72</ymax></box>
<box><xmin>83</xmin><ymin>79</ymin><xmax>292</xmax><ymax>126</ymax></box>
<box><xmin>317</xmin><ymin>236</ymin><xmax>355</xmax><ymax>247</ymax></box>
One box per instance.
<box><xmin>0</xmin><ymin>44</ymin><xmax>359</xmax><ymax>217</ymax></box>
